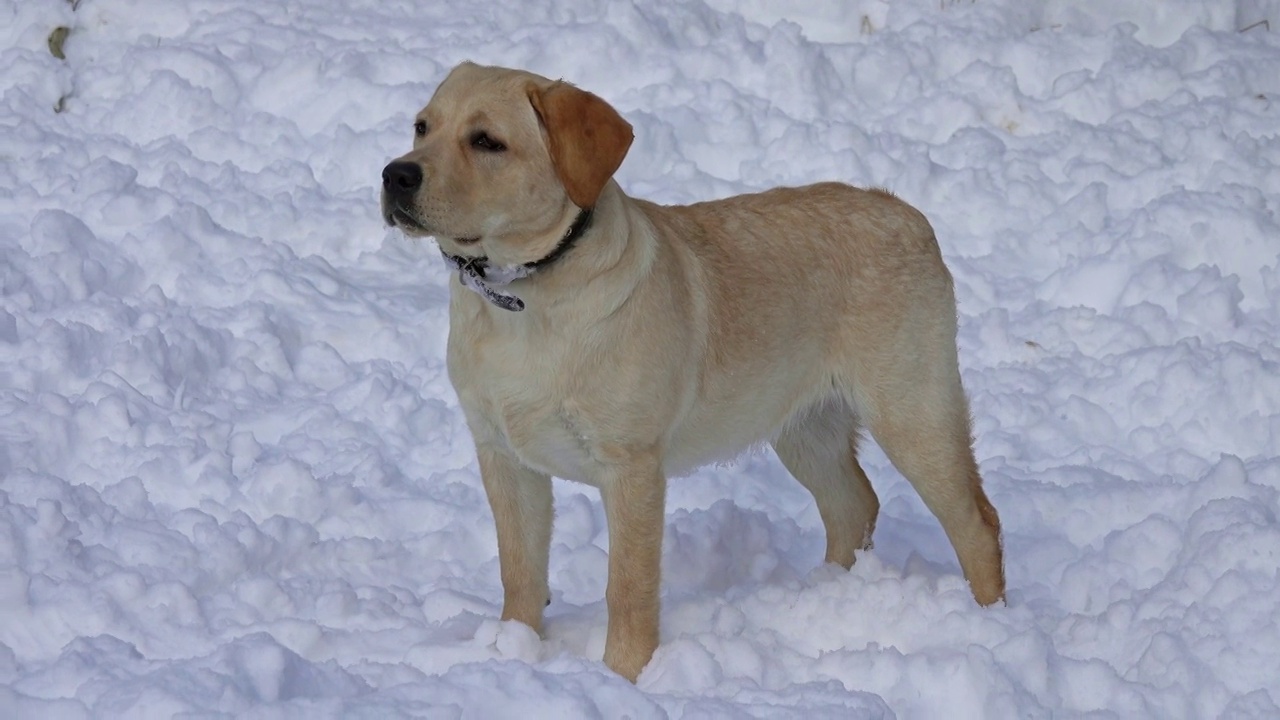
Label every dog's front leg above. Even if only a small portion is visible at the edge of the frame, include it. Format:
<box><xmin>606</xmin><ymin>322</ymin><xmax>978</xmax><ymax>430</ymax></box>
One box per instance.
<box><xmin>599</xmin><ymin>451</ymin><xmax>667</xmax><ymax>682</ymax></box>
<box><xmin>478</xmin><ymin>445</ymin><xmax>553</xmax><ymax>633</ymax></box>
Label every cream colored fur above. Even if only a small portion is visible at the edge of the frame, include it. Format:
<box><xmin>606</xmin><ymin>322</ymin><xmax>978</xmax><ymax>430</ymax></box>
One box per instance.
<box><xmin>381</xmin><ymin>62</ymin><xmax>1005</xmax><ymax>682</ymax></box>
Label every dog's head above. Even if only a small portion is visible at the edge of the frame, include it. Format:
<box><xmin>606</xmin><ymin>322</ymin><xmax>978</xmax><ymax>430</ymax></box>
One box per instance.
<box><xmin>381</xmin><ymin>62</ymin><xmax>633</xmax><ymax>264</ymax></box>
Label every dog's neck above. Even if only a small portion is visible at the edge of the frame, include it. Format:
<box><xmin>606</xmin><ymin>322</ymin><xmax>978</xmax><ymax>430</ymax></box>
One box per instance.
<box><xmin>441</xmin><ymin>208</ymin><xmax>594</xmax><ymax>312</ymax></box>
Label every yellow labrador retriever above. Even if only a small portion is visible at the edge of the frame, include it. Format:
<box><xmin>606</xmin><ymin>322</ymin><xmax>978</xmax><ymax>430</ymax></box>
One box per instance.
<box><xmin>381</xmin><ymin>62</ymin><xmax>1004</xmax><ymax>682</ymax></box>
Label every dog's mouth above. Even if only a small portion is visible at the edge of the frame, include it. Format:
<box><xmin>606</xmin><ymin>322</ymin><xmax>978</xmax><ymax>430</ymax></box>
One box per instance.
<box><xmin>386</xmin><ymin>206</ymin><xmax>427</xmax><ymax>231</ymax></box>
<box><xmin>386</xmin><ymin>207</ymin><xmax>481</xmax><ymax>245</ymax></box>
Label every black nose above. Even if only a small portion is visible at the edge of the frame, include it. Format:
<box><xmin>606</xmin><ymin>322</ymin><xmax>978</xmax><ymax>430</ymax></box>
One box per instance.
<box><xmin>382</xmin><ymin>161</ymin><xmax>423</xmax><ymax>193</ymax></box>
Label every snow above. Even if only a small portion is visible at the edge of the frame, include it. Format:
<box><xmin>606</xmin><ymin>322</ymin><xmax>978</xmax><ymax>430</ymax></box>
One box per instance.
<box><xmin>2</xmin><ymin>0</ymin><xmax>1279</xmax><ymax>716</ymax></box>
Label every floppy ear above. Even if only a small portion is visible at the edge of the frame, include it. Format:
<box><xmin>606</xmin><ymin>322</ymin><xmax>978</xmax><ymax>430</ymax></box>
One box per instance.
<box><xmin>528</xmin><ymin>81</ymin><xmax>634</xmax><ymax>209</ymax></box>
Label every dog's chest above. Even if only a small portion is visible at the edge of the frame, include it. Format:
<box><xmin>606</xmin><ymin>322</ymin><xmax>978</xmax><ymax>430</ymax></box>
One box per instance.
<box><xmin>449</xmin><ymin>326</ymin><xmax>604</xmax><ymax>483</ymax></box>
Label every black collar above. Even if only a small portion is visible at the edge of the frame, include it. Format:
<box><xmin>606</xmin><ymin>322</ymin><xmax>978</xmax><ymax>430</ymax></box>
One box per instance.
<box><xmin>439</xmin><ymin>208</ymin><xmax>595</xmax><ymax>312</ymax></box>
<box><xmin>524</xmin><ymin>207</ymin><xmax>595</xmax><ymax>271</ymax></box>
<box><xmin>443</xmin><ymin>207</ymin><xmax>594</xmax><ymax>280</ymax></box>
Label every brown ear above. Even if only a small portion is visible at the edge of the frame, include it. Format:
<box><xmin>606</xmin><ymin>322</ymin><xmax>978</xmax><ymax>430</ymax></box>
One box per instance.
<box><xmin>528</xmin><ymin>81</ymin><xmax>633</xmax><ymax>209</ymax></box>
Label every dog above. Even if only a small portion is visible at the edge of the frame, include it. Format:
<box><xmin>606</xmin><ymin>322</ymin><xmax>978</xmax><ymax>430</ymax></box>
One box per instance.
<box><xmin>381</xmin><ymin>62</ymin><xmax>1005</xmax><ymax>682</ymax></box>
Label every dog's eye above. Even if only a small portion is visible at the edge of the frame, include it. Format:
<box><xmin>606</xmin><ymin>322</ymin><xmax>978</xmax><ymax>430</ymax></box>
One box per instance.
<box><xmin>414</xmin><ymin>120</ymin><xmax>428</xmax><ymax>137</ymax></box>
<box><xmin>470</xmin><ymin>132</ymin><xmax>507</xmax><ymax>152</ymax></box>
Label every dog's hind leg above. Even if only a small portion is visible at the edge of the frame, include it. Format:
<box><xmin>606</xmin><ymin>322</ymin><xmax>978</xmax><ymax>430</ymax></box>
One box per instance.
<box><xmin>773</xmin><ymin>400</ymin><xmax>880</xmax><ymax>569</ymax></box>
<box><xmin>857</xmin><ymin>362</ymin><xmax>1006</xmax><ymax>606</ymax></box>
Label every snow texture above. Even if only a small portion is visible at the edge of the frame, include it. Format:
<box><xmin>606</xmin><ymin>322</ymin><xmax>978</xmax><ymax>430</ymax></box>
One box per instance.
<box><xmin>3</xmin><ymin>0</ymin><xmax>1280</xmax><ymax>717</ymax></box>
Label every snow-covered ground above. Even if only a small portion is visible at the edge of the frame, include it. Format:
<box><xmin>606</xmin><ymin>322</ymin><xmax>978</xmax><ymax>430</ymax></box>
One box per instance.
<box><xmin>3</xmin><ymin>0</ymin><xmax>1280</xmax><ymax>716</ymax></box>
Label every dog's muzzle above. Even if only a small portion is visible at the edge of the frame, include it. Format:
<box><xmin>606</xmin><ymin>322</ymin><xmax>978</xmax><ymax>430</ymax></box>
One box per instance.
<box><xmin>382</xmin><ymin>161</ymin><xmax>424</xmax><ymax>227</ymax></box>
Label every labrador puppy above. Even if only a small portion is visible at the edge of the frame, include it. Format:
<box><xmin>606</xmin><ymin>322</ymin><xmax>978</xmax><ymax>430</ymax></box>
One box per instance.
<box><xmin>381</xmin><ymin>62</ymin><xmax>1004</xmax><ymax>682</ymax></box>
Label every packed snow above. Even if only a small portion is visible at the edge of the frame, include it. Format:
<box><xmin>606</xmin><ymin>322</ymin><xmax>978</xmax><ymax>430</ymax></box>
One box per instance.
<box><xmin>3</xmin><ymin>0</ymin><xmax>1280</xmax><ymax>717</ymax></box>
